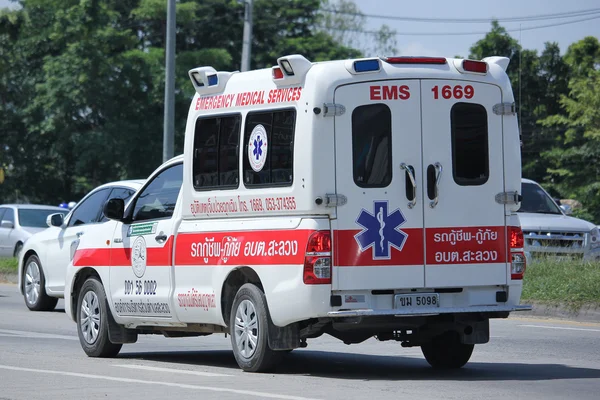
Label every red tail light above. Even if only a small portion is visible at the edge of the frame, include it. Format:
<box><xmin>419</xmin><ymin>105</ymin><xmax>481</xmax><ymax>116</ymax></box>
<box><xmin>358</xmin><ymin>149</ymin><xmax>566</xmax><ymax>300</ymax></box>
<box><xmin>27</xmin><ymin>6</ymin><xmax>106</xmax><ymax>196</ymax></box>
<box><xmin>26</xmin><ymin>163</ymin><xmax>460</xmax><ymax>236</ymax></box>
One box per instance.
<box><xmin>462</xmin><ymin>60</ymin><xmax>488</xmax><ymax>73</ymax></box>
<box><xmin>303</xmin><ymin>231</ymin><xmax>331</xmax><ymax>285</ymax></box>
<box><xmin>384</xmin><ymin>56</ymin><xmax>447</xmax><ymax>65</ymax></box>
<box><xmin>509</xmin><ymin>226</ymin><xmax>524</xmax><ymax>248</ymax></box>
<box><xmin>508</xmin><ymin>226</ymin><xmax>526</xmax><ymax>280</ymax></box>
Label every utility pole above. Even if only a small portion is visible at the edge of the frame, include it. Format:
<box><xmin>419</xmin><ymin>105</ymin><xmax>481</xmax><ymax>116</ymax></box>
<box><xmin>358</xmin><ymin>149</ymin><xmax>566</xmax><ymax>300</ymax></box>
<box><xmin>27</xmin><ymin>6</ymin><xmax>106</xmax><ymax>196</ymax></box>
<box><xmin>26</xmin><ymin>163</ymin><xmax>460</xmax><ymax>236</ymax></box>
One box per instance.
<box><xmin>241</xmin><ymin>0</ymin><xmax>253</xmax><ymax>72</ymax></box>
<box><xmin>163</xmin><ymin>0</ymin><xmax>176</xmax><ymax>162</ymax></box>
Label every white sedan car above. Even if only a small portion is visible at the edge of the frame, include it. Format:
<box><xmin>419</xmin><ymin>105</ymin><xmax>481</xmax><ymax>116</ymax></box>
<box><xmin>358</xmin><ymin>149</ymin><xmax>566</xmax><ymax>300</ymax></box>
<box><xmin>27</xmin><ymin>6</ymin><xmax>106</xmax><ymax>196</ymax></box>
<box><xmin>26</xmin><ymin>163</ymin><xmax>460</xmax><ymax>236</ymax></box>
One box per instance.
<box><xmin>18</xmin><ymin>179</ymin><xmax>145</xmax><ymax>311</ymax></box>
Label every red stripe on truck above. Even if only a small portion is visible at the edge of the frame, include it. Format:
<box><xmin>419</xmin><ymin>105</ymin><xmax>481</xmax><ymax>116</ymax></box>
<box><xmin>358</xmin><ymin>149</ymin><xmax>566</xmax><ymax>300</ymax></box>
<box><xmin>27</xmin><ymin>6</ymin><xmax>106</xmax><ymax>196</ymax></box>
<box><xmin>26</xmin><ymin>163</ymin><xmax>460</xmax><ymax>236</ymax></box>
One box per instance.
<box><xmin>174</xmin><ymin>230</ymin><xmax>314</xmax><ymax>266</ymax></box>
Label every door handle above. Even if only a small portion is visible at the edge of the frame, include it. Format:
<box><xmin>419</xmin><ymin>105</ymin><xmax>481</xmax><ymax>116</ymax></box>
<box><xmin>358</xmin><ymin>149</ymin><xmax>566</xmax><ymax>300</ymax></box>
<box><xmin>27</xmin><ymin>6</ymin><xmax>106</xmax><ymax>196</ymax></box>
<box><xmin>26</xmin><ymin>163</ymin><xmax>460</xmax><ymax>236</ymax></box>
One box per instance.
<box><xmin>400</xmin><ymin>163</ymin><xmax>417</xmax><ymax>209</ymax></box>
<box><xmin>155</xmin><ymin>234</ymin><xmax>167</xmax><ymax>243</ymax></box>
<box><xmin>427</xmin><ymin>162</ymin><xmax>443</xmax><ymax>208</ymax></box>
<box><xmin>76</xmin><ymin>231</ymin><xmax>84</xmax><ymax>238</ymax></box>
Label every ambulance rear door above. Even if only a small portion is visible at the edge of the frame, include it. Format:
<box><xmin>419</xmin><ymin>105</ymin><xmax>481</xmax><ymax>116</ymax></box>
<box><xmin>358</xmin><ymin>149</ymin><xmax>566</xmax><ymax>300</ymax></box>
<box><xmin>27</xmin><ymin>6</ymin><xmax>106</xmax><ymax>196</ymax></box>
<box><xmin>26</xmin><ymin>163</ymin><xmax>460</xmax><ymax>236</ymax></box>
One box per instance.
<box><xmin>332</xmin><ymin>80</ymin><xmax>425</xmax><ymax>290</ymax></box>
<box><xmin>420</xmin><ymin>80</ymin><xmax>507</xmax><ymax>287</ymax></box>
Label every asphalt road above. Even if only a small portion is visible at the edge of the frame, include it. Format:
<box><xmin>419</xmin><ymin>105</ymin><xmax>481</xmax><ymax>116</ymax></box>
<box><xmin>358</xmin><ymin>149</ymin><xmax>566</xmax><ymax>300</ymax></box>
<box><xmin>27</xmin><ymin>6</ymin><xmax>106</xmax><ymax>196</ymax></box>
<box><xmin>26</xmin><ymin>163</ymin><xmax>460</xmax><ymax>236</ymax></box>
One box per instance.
<box><xmin>1</xmin><ymin>283</ymin><xmax>599</xmax><ymax>400</ymax></box>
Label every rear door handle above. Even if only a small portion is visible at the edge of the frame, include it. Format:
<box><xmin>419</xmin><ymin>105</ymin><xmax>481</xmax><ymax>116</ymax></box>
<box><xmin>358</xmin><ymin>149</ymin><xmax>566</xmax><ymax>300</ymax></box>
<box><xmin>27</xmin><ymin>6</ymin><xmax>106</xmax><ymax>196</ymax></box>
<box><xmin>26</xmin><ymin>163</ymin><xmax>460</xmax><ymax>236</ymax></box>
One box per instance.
<box><xmin>155</xmin><ymin>234</ymin><xmax>167</xmax><ymax>243</ymax></box>
<box><xmin>400</xmin><ymin>163</ymin><xmax>416</xmax><ymax>209</ymax></box>
<box><xmin>427</xmin><ymin>162</ymin><xmax>443</xmax><ymax>208</ymax></box>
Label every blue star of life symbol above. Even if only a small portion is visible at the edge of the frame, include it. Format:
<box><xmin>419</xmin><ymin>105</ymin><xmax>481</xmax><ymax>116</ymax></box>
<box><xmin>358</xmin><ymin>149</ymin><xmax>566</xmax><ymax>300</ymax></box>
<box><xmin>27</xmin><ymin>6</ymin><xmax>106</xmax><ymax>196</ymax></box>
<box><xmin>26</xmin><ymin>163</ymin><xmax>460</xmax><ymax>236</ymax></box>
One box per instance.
<box><xmin>355</xmin><ymin>201</ymin><xmax>408</xmax><ymax>260</ymax></box>
<box><xmin>253</xmin><ymin>136</ymin><xmax>263</xmax><ymax>160</ymax></box>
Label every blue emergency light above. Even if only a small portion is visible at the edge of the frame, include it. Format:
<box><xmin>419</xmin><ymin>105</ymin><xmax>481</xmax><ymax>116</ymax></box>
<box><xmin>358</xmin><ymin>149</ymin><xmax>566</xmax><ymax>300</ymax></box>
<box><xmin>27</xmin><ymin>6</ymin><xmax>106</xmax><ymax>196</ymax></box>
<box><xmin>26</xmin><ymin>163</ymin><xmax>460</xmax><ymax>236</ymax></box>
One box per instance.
<box><xmin>207</xmin><ymin>74</ymin><xmax>218</xmax><ymax>86</ymax></box>
<box><xmin>353</xmin><ymin>59</ymin><xmax>380</xmax><ymax>73</ymax></box>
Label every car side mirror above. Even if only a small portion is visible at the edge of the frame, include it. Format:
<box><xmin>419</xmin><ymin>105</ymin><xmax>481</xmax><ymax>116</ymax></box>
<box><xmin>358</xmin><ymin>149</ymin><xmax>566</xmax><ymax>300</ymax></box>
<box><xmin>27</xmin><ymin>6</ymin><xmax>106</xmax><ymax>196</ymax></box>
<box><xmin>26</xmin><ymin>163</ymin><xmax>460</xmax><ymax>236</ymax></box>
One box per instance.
<box><xmin>103</xmin><ymin>198</ymin><xmax>125</xmax><ymax>220</ymax></box>
<box><xmin>46</xmin><ymin>213</ymin><xmax>64</xmax><ymax>227</ymax></box>
<box><xmin>560</xmin><ymin>204</ymin><xmax>573</xmax><ymax>215</ymax></box>
<box><xmin>0</xmin><ymin>220</ymin><xmax>14</xmax><ymax>229</ymax></box>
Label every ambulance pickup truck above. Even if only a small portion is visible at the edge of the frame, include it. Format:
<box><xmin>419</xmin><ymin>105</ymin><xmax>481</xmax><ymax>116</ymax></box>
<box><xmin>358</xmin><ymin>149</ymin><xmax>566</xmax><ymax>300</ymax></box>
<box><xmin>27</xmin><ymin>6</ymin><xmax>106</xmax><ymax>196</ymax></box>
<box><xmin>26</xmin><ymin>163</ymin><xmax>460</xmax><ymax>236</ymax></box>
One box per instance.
<box><xmin>65</xmin><ymin>54</ymin><xmax>531</xmax><ymax>372</ymax></box>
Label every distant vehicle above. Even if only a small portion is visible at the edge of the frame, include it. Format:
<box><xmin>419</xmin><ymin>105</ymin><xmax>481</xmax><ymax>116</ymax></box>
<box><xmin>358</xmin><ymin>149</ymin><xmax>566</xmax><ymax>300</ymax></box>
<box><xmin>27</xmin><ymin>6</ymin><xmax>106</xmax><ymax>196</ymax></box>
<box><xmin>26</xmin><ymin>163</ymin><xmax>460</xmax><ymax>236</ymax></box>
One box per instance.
<box><xmin>17</xmin><ymin>179</ymin><xmax>145</xmax><ymax>311</ymax></box>
<box><xmin>0</xmin><ymin>204</ymin><xmax>68</xmax><ymax>258</ymax></box>
<box><xmin>518</xmin><ymin>179</ymin><xmax>600</xmax><ymax>262</ymax></box>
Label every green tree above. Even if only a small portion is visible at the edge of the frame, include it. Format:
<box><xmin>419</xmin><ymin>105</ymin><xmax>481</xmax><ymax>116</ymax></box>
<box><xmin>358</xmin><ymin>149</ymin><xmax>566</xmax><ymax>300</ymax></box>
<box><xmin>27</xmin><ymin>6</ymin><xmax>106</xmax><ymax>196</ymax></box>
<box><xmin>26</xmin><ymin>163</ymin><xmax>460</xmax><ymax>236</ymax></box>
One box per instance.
<box><xmin>541</xmin><ymin>37</ymin><xmax>600</xmax><ymax>222</ymax></box>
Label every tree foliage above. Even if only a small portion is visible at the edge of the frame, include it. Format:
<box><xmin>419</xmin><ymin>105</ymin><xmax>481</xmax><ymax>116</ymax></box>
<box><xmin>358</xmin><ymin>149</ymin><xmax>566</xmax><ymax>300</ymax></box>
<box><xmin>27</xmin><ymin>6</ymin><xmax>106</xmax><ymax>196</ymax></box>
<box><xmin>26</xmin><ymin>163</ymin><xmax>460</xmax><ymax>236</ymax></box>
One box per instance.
<box><xmin>0</xmin><ymin>0</ymin><xmax>361</xmax><ymax>204</ymax></box>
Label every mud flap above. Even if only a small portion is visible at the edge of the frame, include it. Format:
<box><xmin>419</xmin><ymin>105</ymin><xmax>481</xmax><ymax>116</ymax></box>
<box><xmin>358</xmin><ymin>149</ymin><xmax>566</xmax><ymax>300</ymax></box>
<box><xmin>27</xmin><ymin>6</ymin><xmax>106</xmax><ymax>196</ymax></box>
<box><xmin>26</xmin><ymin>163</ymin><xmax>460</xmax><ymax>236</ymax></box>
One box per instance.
<box><xmin>107</xmin><ymin>309</ymin><xmax>138</xmax><ymax>344</ymax></box>
<box><xmin>460</xmin><ymin>318</ymin><xmax>489</xmax><ymax>345</ymax></box>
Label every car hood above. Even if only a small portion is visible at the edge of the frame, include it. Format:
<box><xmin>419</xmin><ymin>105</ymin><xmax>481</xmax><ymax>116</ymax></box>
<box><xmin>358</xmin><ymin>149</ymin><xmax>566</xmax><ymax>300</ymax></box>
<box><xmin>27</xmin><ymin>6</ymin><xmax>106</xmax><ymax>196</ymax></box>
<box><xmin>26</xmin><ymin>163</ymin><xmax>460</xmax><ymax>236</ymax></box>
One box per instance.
<box><xmin>517</xmin><ymin>212</ymin><xmax>595</xmax><ymax>233</ymax></box>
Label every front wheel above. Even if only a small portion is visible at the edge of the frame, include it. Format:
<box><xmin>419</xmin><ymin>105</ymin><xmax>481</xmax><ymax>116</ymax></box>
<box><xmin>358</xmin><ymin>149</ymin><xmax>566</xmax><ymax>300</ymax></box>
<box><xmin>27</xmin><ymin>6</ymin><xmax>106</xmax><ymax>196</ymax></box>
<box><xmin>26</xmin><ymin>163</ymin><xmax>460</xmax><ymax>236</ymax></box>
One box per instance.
<box><xmin>76</xmin><ymin>277</ymin><xmax>122</xmax><ymax>358</ymax></box>
<box><xmin>23</xmin><ymin>255</ymin><xmax>58</xmax><ymax>311</ymax></box>
<box><xmin>421</xmin><ymin>331</ymin><xmax>474</xmax><ymax>369</ymax></box>
<box><xmin>229</xmin><ymin>283</ymin><xmax>282</xmax><ymax>372</ymax></box>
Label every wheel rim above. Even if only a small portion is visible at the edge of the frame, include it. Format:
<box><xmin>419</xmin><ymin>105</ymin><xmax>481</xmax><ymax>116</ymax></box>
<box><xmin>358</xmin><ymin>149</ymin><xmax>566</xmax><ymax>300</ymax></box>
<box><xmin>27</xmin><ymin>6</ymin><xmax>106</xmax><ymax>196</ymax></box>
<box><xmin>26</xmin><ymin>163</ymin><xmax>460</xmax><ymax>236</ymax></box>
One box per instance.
<box><xmin>80</xmin><ymin>290</ymin><xmax>101</xmax><ymax>344</ymax></box>
<box><xmin>24</xmin><ymin>261</ymin><xmax>41</xmax><ymax>305</ymax></box>
<box><xmin>234</xmin><ymin>299</ymin><xmax>259</xmax><ymax>359</ymax></box>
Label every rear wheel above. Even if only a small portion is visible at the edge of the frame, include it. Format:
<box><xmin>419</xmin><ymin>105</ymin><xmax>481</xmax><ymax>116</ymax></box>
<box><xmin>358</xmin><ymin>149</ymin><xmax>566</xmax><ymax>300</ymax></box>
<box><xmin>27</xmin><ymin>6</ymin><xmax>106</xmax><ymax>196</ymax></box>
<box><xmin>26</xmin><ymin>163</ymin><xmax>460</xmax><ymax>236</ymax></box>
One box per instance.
<box><xmin>23</xmin><ymin>255</ymin><xmax>58</xmax><ymax>311</ymax></box>
<box><xmin>230</xmin><ymin>283</ymin><xmax>282</xmax><ymax>372</ymax></box>
<box><xmin>421</xmin><ymin>331</ymin><xmax>474</xmax><ymax>369</ymax></box>
<box><xmin>76</xmin><ymin>277</ymin><xmax>122</xmax><ymax>358</ymax></box>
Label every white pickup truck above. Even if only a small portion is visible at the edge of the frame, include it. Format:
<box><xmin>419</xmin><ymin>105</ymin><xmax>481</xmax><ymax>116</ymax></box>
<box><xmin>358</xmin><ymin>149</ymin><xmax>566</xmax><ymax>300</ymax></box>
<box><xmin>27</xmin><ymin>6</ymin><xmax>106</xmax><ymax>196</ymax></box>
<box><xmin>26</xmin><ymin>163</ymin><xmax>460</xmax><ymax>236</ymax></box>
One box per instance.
<box><xmin>518</xmin><ymin>179</ymin><xmax>600</xmax><ymax>261</ymax></box>
<box><xmin>64</xmin><ymin>53</ymin><xmax>531</xmax><ymax>372</ymax></box>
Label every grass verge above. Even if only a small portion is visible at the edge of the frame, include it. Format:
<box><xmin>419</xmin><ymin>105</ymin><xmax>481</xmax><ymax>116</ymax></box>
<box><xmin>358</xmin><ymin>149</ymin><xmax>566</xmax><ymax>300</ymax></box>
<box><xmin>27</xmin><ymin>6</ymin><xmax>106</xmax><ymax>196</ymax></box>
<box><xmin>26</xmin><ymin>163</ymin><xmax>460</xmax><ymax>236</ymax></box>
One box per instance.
<box><xmin>0</xmin><ymin>257</ymin><xmax>18</xmax><ymax>275</ymax></box>
<box><xmin>522</xmin><ymin>258</ymin><xmax>600</xmax><ymax>310</ymax></box>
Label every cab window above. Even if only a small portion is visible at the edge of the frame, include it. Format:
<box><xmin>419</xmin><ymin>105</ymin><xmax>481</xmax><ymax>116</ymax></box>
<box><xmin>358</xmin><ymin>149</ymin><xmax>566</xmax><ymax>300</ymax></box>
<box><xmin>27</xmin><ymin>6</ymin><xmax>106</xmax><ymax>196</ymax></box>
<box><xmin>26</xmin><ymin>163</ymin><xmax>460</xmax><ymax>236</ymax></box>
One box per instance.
<box><xmin>352</xmin><ymin>104</ymin><xmax>392</xmax><ymax>188</ymax></box>
<box><xmin>193</xmin><ymin>114</ymin><xmax>241</xmax><ymax>190</ymax></box>
<box><xmin>451</xmin><ymin>103</ymin><xmax>489</xmax><ymax>186</ymax></box>
<box><xmin>68</xmin><ymin>188</ymin><xmax>111</xmax><ymax>227</ymax></box>
<box><xmin>243</xmin><ymin>109</ymin><xmax>295</xmax><ymax>187</ymax></box>
<box><xmin>132</xmin><ymin>163</ymin><xmax>183</xmax><ymax>222</ymax></box>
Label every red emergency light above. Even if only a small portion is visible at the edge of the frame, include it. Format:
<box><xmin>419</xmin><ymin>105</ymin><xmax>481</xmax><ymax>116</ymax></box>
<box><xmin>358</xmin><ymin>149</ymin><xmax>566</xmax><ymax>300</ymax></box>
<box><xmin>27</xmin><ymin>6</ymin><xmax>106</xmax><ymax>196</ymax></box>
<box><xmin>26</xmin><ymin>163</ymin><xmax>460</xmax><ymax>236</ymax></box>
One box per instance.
<box><xmin>384</xmin><ymin>56</ymin><xmax>447</xmax><ymax>65</ymax></box>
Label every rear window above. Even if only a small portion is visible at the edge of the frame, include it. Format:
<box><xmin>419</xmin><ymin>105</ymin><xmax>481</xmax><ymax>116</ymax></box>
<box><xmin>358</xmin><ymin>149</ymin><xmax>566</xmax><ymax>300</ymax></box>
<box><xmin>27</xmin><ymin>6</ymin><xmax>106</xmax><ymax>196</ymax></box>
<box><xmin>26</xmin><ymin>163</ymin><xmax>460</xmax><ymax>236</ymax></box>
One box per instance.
<box><xmin>451</xmin><ymin>103</ymin><xmax>489</xmax><ymax>186</ymax></box>
<box><xmin>352</xmin><ymin>104</ymin><xmax>392</xmax><ymax>188</ymax></box>
<box><xmin>18</xmin><ymin>209</ymin><xmax>66</xmax><ymax>228</ymax></box>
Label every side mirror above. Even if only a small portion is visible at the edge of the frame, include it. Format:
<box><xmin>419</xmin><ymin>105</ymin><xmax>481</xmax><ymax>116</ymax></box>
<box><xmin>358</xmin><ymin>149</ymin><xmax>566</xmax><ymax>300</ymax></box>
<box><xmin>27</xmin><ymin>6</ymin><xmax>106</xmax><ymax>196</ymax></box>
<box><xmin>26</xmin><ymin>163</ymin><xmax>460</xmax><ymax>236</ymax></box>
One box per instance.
<box><xmin>103</xmin><ymin>198</ymin><xmax>125</xmax><ymax>221</ymax></box>
<box><xmin>560</xmin><ymin>204</ymin><xmax>573</xmax><ymax>215</ymax></box>
<box><xmin>0</xmin><ymin>220</ymin><xmax>14</xmax><ymax>229</ymax></box>
<box><xmin>46</xmin><ymin>213</ymin><xmax>64</xmax><ymax>227</ymax></box>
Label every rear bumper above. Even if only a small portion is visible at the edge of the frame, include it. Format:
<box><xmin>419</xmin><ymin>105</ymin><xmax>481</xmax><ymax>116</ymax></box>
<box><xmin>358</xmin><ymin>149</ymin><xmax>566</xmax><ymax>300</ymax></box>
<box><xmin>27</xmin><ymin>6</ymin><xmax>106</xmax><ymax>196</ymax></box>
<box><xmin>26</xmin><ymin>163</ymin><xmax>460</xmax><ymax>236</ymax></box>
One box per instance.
<box><xmin>327</xmin><ymin>304</ymin><xmax>532</xmax><ymax>318</ymax></box>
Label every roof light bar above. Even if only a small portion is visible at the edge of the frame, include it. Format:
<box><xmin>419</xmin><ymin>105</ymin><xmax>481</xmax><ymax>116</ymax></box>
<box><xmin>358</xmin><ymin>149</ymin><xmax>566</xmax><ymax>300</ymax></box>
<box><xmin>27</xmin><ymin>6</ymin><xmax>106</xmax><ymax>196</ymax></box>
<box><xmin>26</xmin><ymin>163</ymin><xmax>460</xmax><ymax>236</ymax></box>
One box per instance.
<box><xmin>190</xmin><ymin>72</ymin><xmax>204</xmax><ymax>87</ymax></box>
<box><xmin>462</xmin><ymin>60</ymin><xmax>488</xmax><ymax>74</ymax></box>
<box><xmin>272</xmin><ymin>66</ymin><xmax>284</xmax><ymax>79</ymax></box>
<box><xmin>207</xmin><ymin>74</ymin><xmax>218</xmax><ymax>86</ymax></box>
<box><xmin>353</xmin><ymin>59</ymin><xmax>380</xmax><ymax>73</ymax></box>
<box><xmin>279</xmin><ymin>59</ymin><xmax>295</xmax><ymax>76</ymax></box>
<box><xmin>384</xmin><ymin>56</ymin><xmax>447</xmax><ymax>65</ymax></box>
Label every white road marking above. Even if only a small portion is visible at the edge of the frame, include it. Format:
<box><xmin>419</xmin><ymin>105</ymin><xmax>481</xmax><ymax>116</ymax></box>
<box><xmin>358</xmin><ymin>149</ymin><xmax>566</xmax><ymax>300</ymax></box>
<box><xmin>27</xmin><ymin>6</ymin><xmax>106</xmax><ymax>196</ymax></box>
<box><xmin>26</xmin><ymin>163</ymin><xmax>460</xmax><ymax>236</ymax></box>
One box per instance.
<box><xmin>116</xmin><ymin>364</ymin><xmax>232</xmax><ymax>377</ymax></box>
<box><xmin>0</xmin><ymin>329</ymin><xmax>78</xmax><ymax>341</ymax></box>
<box><xmin>519</xmin><ymin>324</ymin><xmax>600</xmax><ymax>332</ymax></box>
<box><xmin>0</xmin><ymin>364</ymin><xmax>322</xmax><ymax>400</ymax></box>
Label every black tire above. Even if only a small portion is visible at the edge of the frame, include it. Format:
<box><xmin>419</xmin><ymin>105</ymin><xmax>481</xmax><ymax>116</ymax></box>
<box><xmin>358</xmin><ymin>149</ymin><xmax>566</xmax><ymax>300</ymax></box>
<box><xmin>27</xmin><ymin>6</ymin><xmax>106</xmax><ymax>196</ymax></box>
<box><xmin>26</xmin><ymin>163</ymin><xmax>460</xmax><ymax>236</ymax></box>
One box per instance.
<box><xmin>229</xmin><ymin>283</ymin><xmax>282</xmax><ymax>372</ymax></box>
<box><xmin>421</xmin><ymin>331</ymin><xmax>474</xmax><ymax>369</ymax></box>
<box><xmin>14</xmin><ymin>242</ymin><xmax>23</xmax><ymax>257</ymax></box>
<box><xmin>76</xmin><ymin>277</ymin><xmax>122</xmax><ymax>358</ymax></box>
<box><xmin>23</xmin><ymin>255</ymin><xmax>58</xmax><ymax>312</ymax></box>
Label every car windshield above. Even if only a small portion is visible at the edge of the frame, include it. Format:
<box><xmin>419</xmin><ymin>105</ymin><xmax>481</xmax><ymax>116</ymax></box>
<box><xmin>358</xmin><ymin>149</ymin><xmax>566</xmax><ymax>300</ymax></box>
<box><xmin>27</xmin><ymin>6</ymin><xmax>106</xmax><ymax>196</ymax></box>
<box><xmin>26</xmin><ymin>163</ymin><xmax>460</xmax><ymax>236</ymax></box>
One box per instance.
<box><xmin>18</xmin><ymin>208</ymin><xmax>66</xmax><ymax>228</ymax></box>
<box><xmin>518</xmin><ymin>182</ymin><xmax>563</xmax><ymax>215</ymax></box>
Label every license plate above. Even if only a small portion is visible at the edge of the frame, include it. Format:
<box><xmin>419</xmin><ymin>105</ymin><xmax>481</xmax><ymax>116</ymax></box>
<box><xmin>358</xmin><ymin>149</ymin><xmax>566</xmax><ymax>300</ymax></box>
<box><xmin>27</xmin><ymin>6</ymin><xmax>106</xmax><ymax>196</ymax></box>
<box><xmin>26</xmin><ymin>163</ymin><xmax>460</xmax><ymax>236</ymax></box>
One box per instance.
<box><xmin>394</xmin><ymin>293</ymin><xmax>440</xmax><ymax>308</ymax></box>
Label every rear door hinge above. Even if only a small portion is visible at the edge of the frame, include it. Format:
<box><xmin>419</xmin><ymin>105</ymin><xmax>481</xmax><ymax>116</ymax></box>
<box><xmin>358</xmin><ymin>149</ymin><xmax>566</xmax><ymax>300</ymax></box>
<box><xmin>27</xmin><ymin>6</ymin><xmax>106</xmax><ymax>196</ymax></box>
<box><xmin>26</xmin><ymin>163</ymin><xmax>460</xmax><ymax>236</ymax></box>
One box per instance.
<box><xmin>324</xmin><ymin>193</ymin><xmax>347</xmax><ymax>207</ymax></box>
<box><xmin>495</xmin><ymin>191</ymin><xmax>522</xmax><ymax>205</ymax></box>
<box><xmin>323</xmin><ymin>103</ymin><xmax>346</xmax><ymax>117</ymax></box>
<box><xmin>493</xmin><ymin>102</ymin><xmax>516</xmax><ymax>116</ymax></box>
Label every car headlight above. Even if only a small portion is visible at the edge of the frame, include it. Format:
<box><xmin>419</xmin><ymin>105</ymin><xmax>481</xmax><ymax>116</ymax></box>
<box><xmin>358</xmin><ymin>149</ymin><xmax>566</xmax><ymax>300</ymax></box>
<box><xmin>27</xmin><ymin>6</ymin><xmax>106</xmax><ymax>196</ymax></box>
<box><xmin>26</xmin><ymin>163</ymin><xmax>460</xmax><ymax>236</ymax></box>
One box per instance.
<box><xmin>590</xmin><ymin>228</ymin><xmax>600</xmax><ymax>249</ymax></box>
